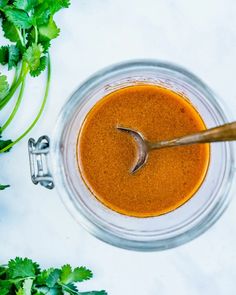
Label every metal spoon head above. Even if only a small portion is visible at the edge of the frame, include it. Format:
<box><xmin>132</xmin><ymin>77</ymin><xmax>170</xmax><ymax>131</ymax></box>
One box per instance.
<box><xmin>117</xmin><ymin>126</ymin><xmax>148</xmax><ymax>173</ymax></box>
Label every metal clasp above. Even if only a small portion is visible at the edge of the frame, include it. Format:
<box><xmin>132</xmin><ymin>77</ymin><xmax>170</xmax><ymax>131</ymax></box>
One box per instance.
<box><xmin>28</xmin><ymin>136</ymin><xmax>54</xmax><ymax>189</ymax></box>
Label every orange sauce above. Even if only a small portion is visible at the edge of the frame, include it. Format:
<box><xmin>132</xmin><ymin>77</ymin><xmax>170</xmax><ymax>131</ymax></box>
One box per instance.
<box><xmin>77</xmin><ymin>85</ymin><xmax>210</xmax><ymax>217</ymax></box>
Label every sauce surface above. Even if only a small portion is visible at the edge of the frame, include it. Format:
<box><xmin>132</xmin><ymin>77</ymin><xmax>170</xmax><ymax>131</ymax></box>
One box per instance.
<box><xmin>77</xmin><ymin>85</ymin><xmax>210</xmax><ymax>217</ymax></box>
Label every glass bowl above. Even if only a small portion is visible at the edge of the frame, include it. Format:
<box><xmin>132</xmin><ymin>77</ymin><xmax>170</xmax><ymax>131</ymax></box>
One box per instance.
<box><xmin>30</xmin><ymin>60</ymin><xmax>236</xmax><ymax>251</ymax></box>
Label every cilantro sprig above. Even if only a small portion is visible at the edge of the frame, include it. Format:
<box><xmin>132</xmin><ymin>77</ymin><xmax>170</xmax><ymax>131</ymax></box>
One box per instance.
<box><xmin>0</xmin><ymin>0</ymin><xmax>70</xmax><ymax>189</ymax></box>
<box><xmin>0</xmin><ymin>257</ymin><xmax>107</xmax><ymax>295</ymax></box>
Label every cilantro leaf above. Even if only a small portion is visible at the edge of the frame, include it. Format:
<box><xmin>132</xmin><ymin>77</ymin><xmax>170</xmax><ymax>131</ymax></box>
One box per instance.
<box><xmin>0</xmin><ymin>45</ymin><xmax>20</xmax><ymax>69</ymax></box>
<box><xmin>13</xmin><ymin>0</ymin><xmax>28</xmax><ymax>10</ymax></box>
<box><xmin>0</xmin><ymin>127</ymin><xmax>13</xmax><ymax>153</ymax></box>
<box><xmin>13</xmin><ymin>0</ymin><xmax>38</xmax><ymax>11</ymax></box>
<box><xmin>2</xmin><ymin>19</ymin><xmax>20</xmax><ymax>42</ymax></box>
<box><xmin>8</xmin><ymin>44</ymin><xmax>20</xmax><ymax>69</ymax></box>
<box><xmin>0</xmin><ymin>280</ymin><xmax>12</xmax><ymax>295</ymax></box>
<box><xmin>66</xmin><ymin>282</ymin><xmax>78</xmax><ymax>292</ymax></box>
<box><xmin>0</xmin><ymin>266</ymin><xmax>7</xmax><ymax>276</ymax></box>
<box><xmin>38</xmin><ymin>17</ymin><xmax>60</xmax><ymax>40</ymax></box>
<box><xmin>0</xmin><ymin>75</ymin><xmax>9</xmax><ymax>100</ymax></box>
<box><xmin>48</xmin><ymin>0</ymin><xmax>70</xmax><ymax>14</ymax></box>
<box><xmin>60</xmin><ymin>265</ymin><xmax>72</xmax><ymax>284</ymax></box>
<box><xmin>33</xmin><ymin>3</ymin><xmax>50</xmax><ymax>25</ymax></box>
<box><xmin>60</xmin><ymin>265</ymin><xmax>93</xmax><ymax>284</ymax></box>
<box><xmin>46</xmin><ymin>269</ymin><xmax>61</xmax><ymax>288</ymax></box>
<box><xmin>0</xmin><ymin>184</ymin><xmax>10</xmax><ymax>190</ymax></box>
<box><xmin>0</xmin><ymin>46</ymin><xmax>9</xmax><ymax>65</ymax></box>
<box><xmin>0</xmin><ymin>288</ymin><xmax>11</xmax><ymax>295</ymax></box>
<box><xmin>0</xmin><ymin>139</ymin><xmax>12</xmax><ymax>151</ymax></box>
<box><xmin>36</xmin><ymin>269</ymin><xmax>53</xmax><ymax>285</ymax></box>
<box><xmin>0</xmin><ymin>0</ymin><xmax>8</xmax><ymax>8</ymax></box>
<box><xmin>29</xmin><ymin>31</ymin><xmax>51</xmax><ymax>52</ymax></box>
<box><xmin>41</xmin><ymin>40</ymin><xmax>51</xmax><ymax>53</ymax></box>
<box><xmin>5</xmin><ymin>7</ymin><xmax>33</xmax><ymax>29</ymax></box>
<box><xmin>30</xmin><ymin>55</ymin><xmax>47</xmax><ymax>77</ymax></box>
<box><xmin>23</xmin><ymin>43</ymin><xmax>42</xmax><ymax>73</ymax></box>
<box><xmin>8</xmin><ymin>257</ymin><xmax>36</xmax><ymax>279</ymax></box>
<box><xmin>0</xmin><ymin>258</ymin><xmax>106</xmax><ymax>295</ymax></box>
<box><xmin>34</xmin><ymin>262</ymin><xmax>41</xmax><ymax>275</ymax></box>
<box><xmin>72</xmin><ymin>267</ymin><xmax>93</xmax><ymax>282</ymax></box>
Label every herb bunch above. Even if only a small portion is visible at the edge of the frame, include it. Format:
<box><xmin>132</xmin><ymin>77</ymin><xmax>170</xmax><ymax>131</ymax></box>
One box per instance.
<box><xmin>0</xmin><ymin>0</ymin><xmax>70</xmax><ymax>189</ymax></box>
<box><xmin>0</xmin><ymin>257</ymin><xmax>107</xmax><ymax>295</ymax></box>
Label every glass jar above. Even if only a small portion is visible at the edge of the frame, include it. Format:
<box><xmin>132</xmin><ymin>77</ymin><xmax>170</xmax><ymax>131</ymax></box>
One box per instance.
<box><xmin>28</xmin><ymin>60</ymin><xmax>236</xmax><ymax>251</ymax></box>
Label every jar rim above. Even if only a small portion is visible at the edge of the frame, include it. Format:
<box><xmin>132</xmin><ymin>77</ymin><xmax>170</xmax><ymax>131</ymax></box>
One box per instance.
<box><xmin>51</xmin><ymin>59</ymin><xmax>235</xmax><ymax>251</ymax></box>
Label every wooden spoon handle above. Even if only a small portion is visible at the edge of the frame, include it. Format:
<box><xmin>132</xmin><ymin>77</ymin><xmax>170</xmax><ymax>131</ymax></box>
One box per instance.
<box><xmin>173</xmin><ymin>121</ymin><xmax>236</xmax><ymax>145</ymax></box>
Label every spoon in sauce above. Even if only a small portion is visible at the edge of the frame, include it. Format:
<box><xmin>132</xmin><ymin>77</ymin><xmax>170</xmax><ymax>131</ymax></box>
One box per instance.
<box><xmin>117</xmin><ymin>121</ymin><xmax>236</xmax><ymax>173</ymax></box>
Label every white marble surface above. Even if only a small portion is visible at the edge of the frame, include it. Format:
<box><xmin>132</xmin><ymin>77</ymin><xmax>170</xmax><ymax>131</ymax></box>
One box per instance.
<box><xmin>1</xmin><ymin>0</ymin><xmax>236</xmax><ymax>294</ymax></box>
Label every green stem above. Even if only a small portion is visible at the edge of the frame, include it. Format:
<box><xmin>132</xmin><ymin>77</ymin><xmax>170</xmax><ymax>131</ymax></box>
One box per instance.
<box><xmin>0</xmin><ymin>80</ymin><xmax>25</xmax><ymax>133</ymax></box>
<box><xmin>15</xmin><ymin>27</ymin><xmax>25</xmax><ymax>47</ymax></box>
<box><xmin>0</xmin><ymin>55</ymin><xmax>51</xmax><ymax>153</ymax></box>
<box><xmin>10</xmin><ymin>63</ymin><xmax>20</xmax><ymax>90</ymax></box>
<box><xmin>34</xmin><ymin>25</ymin><xmax>38</xmax><ymax>43</ymax></box>
<box><xmin>22</xmin><ymin>29</ymin><xmax>26</xmax><ymax>44</ymax></box>
<box><xmin>0</xmin><ymin>62</ymin><xmax>28</xmax><ymax>110</ymax></box>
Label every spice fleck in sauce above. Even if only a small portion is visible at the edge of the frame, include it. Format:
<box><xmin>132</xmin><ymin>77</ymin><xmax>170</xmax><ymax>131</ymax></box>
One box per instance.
<box><xmin>77</xmin><ymin>85</ymin><xmax>210</xmax><ymax>217</ymax></box>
